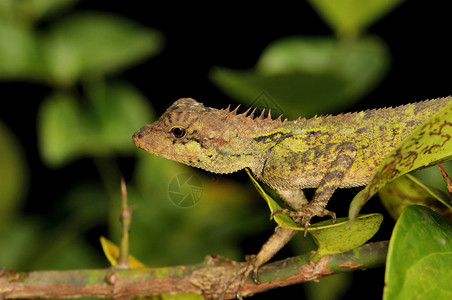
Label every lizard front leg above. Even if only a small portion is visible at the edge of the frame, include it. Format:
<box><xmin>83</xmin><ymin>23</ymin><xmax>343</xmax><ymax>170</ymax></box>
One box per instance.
<box><xmin>273</xmin><ymin>142</ymin><xmax>357</xmax><ymax>236</ymax></box>
<box><xmin>235</xmin><ymin>143</ymin><xmax>356</xmax><ymax>296</ymax></box>
<box><xmin>232</xmin><ymin>189</ymin><xmax>308</xmax><ymax>298</ymax></box>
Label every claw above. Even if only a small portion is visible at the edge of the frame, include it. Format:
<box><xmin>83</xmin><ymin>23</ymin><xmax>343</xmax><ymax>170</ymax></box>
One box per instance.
<box><xmin>269</xmin><ymin>211</ymin><xmax>275</xmax><ymax>220</ymax></box>
<box><xmin>252</xmin><ymin>267</ymin><xmax>261</xmax><ymax>284</ymax></box>
<box><xmin>330</xmin><ymin>211</ymin><xmax>337</xmax><ymax>223</ymax></box>
<box><xmin>270</xmin><ymin>208</ymin><xmax>292</xmax><ymax>220</ymax></box>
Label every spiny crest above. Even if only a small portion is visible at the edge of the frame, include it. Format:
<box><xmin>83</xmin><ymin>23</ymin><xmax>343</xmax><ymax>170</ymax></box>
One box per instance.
<box><xmin>222</xmin><ymin>103</ymin><xmax>288</xmax><ymax>124</ymax></box>
<box><xmin>301</xmin><ymin>97</ymin><xmax>451</xmax><ymax>125</ymax></box>
<box><xmin>295</xmin><ymin>116</ymin><xmax>307</xmax><ymax>123</ymax></box>
<box><xmin>332</xmin><ymin>97</ymin><xmax>450</xmax><ymax>118</ymax></box>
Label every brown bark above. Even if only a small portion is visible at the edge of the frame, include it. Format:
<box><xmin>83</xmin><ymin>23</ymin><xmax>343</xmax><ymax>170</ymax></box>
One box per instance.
<box><xmin>0</xmin><ymin>241</ymin><xmax>388</xmax><ymax>299</ymax></box>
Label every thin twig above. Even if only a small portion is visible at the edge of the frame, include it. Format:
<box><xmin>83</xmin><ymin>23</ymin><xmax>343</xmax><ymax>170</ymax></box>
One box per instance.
<box><xmin>116</xmin><ymin>177</ymin><xmax>133</xmax><ymax>269</ymax></box>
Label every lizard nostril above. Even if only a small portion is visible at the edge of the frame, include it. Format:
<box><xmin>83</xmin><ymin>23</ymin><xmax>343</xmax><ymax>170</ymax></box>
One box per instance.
<box><xmin>132</xmin><ymin>132</ymin><xmax>144</xmax><ymax>145</ymax></box>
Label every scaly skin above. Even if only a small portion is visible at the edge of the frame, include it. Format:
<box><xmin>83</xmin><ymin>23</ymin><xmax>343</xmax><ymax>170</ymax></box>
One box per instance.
<box><xmin>133</xmin><ymin>96</ymin><xmax>451</xmax><ymax>294</ymax></box>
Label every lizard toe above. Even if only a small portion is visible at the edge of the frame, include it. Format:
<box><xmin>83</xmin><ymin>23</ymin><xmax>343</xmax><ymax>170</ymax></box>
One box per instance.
<box><xmin>298</xmin><ymin>205</ymin><xmax>337</xmax><ymax>236</ymax></box>
<box><xmin>244</xmin><ymin>254</ymin><xmax>261</xmax><ymax>284</ymax></box>
<box><xmin>270</xmin><ymin>208</ymin><xmax>292</xmax><ymax>220</ymax></box>
<box><xmin>252</xmin><ymin>267</ymin><xmax>261</xmax><ymax>284</ymax></box>
<box><xmin>222</xmin><ymin>255</ymin><xmax>260</xmax><ymax>300</ymax></box>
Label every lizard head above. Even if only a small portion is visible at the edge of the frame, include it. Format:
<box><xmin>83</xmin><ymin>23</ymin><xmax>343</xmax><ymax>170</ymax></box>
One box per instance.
<box><xmin>133</xmin><ymin>98</ymin><xmax>263</xmax><ymax>174</ymax></box>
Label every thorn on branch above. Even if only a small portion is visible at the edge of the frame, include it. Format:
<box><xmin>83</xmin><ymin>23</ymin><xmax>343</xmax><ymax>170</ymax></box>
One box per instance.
<box><xmin>437</xmin><ymin>162</ymin><xmax>452</xmax><ymax>199</ymax></box>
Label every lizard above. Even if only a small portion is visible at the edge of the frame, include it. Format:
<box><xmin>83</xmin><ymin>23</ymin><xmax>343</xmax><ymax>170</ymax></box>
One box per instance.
<box><xmin>132</xmin><ymin>96</ymin><xmax>451</xmax><ymax>294</ymax></box>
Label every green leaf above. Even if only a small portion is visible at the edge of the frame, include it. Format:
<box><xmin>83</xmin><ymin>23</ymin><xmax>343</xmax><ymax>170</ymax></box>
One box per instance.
<box><xmin>349</xmin><ymin>101</ymin><xmax>452</xmax><ymax>223</ymax></box>
<box><xmin>6</xmin><ymin>0</ymin><xmax>81</xmax><ymax>24</ymax></box>
<box><xmin>384</xmin><ymin>205</ymin><xmax>452</xmax><ymax>300</ymax></box>
<box><xmin>85</xmin><ymin>81</ymin><xmax>155</xmax><ymax>156</ymax></box>
<box><xmin>245</xmin><ymin>168</ymin><xmax>382</xmax><ymax>260</ymax></box>
<box><xmin>43</xmin><ymin>11</ymin><xmax>164</xmax><ymax>86</ymax></box>
<box><xmin>379</xmin><ymin>174</ymin><xmax>452</xmax><ymax>221</ymax></box>
<box><xmin>211</xmin><ymin>67</ymin><xmax>346</xmax><ymax>119</ymax></box>
<box><xmin>37</xmin><ymin>92</ymin><xmax>84</xmax><ymax>167</ymax></box>
<box><xmin>309</xmin><ymin>214</ymin><xmax>383</xmax><ymax>261</ymax></box>
<box><xmin>25</xmin><ymin>0</ymin><xmax>80</xmax><ymax>20</ymax></box>
<box><xmin>210</xmin><ymin>37</ymin><xmax>389</xmax><ymax>118</ymax></box>
<box><xmin>0</xmin><ymin>22</ymin><xmax>45</xmax><ymax>81</ymax></box>
<box><xmin>0</xmin><ymin>121</ymin><xmax>28</xmax><ymax>229</ymax></box>
<box><xmin>38</xmin><ymin>81</ymin><xmax>154</xmax><ymax>167</ymax></box>
<box><xmin>245</xmin><ymin>168</ymin><xmax>299</xmax><ymax>229</ymax></box>
<box><xmin>308</xmin><ymin>0</ymin><xmax>405</xmax><ymax>38</ymax></box>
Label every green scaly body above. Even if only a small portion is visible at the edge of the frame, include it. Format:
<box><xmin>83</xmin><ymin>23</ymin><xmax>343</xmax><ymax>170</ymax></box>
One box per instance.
<box><xmin>133</xmin><ymin>96</ymin><xmax>451</xmax><ymax>290</ymax></box>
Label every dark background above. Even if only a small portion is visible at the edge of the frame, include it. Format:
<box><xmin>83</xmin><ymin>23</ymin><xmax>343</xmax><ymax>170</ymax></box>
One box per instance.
<box><xmin>1</xmin><ymin>1</ymin><xmax>451</xmax><ymax>299</ymax></box>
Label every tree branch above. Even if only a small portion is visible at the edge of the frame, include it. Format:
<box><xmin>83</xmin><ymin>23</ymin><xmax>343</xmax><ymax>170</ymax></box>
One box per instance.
<box><xmin>0</xmin><ymin>241</ymin><xmax>387</xmax><ymax>299</ymax></box>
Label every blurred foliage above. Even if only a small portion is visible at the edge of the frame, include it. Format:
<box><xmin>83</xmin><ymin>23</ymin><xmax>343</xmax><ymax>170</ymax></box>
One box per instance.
<box><xmin>0</xmin><ymin>1</ymin><xmax>451</xmax><ymax>300</ymax></box>
<box><xmin>308</xmin><ymin>0</ymin><xmax>405</xmax><ymax>38</ymax></box>
<box><xmin>211</xmin><ymin>37</ymin><xmax>390</xmax><ymax>118</ymax></box>
<box><xmin>38</xmin><ymin>81</ymin><xmax>154</xmax><ymax>166</ymax></box>
<box><xmin>384</xmin><ymin>206</ymin><xmax>452</xmax><ymax>299</ymax></box>
<box><xmin>0</xmin><ymin>0</ymin><xmax>264</xmax><ymax>277</ymax></box>
<box><xmin>0</xmin><ymin>120</ymin><xmax>28</xmax><ymax>229</ymax></box>
<box><xmin>0</xmin><ymin>0</ymin><xmax>79</xmax><ymax>25</ymax></box>
<box><xmin>209</xmin><ymin>1</ymin><xmax>406</xmax><ymax>119</ymax></box>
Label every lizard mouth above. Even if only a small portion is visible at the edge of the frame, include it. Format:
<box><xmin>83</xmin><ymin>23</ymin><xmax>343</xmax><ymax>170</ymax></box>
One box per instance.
<box><xmin>132</xmin><ymin>124</ymin><xmax>152</xmax><ymax>150</ymax></box>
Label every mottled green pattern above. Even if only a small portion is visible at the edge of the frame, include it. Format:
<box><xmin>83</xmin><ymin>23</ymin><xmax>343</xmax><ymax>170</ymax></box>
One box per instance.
<box><xmin>133</xmin><ymin>96</ymin><xmax>451</xmax><ymax>284</ymax></box>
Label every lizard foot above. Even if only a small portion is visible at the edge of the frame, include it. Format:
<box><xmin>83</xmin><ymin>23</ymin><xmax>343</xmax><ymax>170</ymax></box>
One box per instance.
<box><xmin>219</xmin><ymin>255</ymin><xmax>260</xmax><ymax>300</ymax></box>
<box><xmin>271</xmin><ymin>206</ymin><xmax>336</xmax><ymax>237</ymax></box>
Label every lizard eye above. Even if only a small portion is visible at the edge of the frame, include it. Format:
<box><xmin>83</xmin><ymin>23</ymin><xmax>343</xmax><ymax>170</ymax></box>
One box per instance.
<box><xmin>171</xmin><ymin>126</ymin><xmax>186</xmax><ymax>138</ymax></box>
